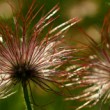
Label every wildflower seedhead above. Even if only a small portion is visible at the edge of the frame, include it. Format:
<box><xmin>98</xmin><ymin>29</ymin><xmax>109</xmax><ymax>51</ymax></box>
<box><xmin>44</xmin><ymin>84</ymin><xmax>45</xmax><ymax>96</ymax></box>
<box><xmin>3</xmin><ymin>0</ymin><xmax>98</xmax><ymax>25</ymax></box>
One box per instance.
<box><xmin>0</xmin><ymin>0</ymin><xmax>80</xmax><ymax>102</ymax></box>
<box><xmin>65</xmin><ymin>11</ymin><xmax>110</xmax><ymax>110</ymax></box>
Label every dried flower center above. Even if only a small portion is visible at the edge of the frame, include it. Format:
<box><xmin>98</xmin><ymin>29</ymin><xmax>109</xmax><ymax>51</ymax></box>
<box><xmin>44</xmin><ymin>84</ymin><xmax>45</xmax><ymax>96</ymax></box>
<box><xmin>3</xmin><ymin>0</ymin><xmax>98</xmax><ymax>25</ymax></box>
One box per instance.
<box><xmin>12</xmin><ymin>64</ymin><xmax>36</xmax><ymax>82</ymax></box>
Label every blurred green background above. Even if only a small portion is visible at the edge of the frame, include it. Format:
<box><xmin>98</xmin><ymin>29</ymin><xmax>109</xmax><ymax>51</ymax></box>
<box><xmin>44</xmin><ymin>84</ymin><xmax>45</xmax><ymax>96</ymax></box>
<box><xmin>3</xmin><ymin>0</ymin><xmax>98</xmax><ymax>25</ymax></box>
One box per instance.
<box><xmin>0</xmin><ymin>0</ymin><xmax>110</xmax><ymax>110</ymax></box>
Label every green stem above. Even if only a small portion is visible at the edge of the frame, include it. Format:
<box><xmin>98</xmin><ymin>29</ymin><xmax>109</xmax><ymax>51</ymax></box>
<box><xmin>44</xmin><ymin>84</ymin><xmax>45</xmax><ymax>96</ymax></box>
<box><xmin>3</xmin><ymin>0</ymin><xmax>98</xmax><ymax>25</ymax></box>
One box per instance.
<box><xmin>22</xmin><ymin>83</ymin><xmax>32</xmax><ymax>110</ymax></box>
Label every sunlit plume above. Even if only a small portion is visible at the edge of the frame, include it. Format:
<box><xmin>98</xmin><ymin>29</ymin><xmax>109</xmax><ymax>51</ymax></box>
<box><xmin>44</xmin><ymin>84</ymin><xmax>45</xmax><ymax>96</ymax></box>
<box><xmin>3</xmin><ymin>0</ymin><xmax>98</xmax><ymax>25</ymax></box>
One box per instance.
<box><xmin>64</xmin><ymin>11</ymin><xmax>110</xmax><ymax>110</ymax></box>
<box><xmin>0</xmin><ymin>0</ymin><xmax>81</xmax><ymax>104</ymax></box>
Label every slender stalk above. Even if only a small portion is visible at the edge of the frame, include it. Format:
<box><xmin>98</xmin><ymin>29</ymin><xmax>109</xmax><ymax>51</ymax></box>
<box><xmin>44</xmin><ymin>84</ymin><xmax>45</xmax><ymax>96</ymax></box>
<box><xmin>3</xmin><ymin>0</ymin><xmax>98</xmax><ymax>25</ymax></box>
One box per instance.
<box><xmin>22</xmin><ymin>83</ymin><xmax>33</xmax><ymax>110</ymax></box>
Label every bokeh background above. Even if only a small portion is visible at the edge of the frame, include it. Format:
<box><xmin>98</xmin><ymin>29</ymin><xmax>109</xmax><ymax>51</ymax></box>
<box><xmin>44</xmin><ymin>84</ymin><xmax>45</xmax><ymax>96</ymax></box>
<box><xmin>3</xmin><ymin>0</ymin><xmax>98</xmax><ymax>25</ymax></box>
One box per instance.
<box><xmin>0</xmin><ymin>0</ymin><xmax>110</xmax><ymax>110</ymax></box>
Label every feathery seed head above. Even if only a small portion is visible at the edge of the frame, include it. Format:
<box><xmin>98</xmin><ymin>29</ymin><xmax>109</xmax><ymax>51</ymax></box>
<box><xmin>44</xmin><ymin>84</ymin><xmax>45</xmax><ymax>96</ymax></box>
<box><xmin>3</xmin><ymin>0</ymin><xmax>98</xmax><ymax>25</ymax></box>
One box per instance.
<box><xmin>0</xmin><ymin>1</ymin><xmax>80</xmax><ymax>100</ymax></box>
<box><xmin>65</xmin><ymin>11</ymin><xmax>110</xmax><ymax>110</ymax></box>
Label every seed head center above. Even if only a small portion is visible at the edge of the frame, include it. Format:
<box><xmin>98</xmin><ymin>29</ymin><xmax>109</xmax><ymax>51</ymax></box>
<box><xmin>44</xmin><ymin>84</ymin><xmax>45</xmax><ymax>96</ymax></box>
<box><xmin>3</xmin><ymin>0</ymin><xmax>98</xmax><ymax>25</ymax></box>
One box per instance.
<box><xmin>13</xmin><ymin>64</ymin><xmax>35</xmax><ymax>82</ymax></box>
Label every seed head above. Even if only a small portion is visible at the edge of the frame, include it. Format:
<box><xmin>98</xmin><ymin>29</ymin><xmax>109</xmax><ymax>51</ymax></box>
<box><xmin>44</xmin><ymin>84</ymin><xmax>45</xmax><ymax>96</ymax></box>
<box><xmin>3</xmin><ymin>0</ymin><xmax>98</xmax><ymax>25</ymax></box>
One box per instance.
<box><xmin>0</xmin><ymin>1</ymin><xmax>80</xmax><ymax>100</ymax></box>
<box><xmin>65</xmin><ymin>11</ymin><xmax>110</xmax><ymax>110</ymax></box>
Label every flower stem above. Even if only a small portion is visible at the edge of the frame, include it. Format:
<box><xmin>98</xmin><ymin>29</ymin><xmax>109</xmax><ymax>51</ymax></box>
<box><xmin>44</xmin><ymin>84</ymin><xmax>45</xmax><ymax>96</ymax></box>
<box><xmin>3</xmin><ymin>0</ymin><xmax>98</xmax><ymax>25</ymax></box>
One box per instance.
<box><xmin>22</xmin><ymin>83</ymin><xmax>33</xmax><ymax>110</ymax></box>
